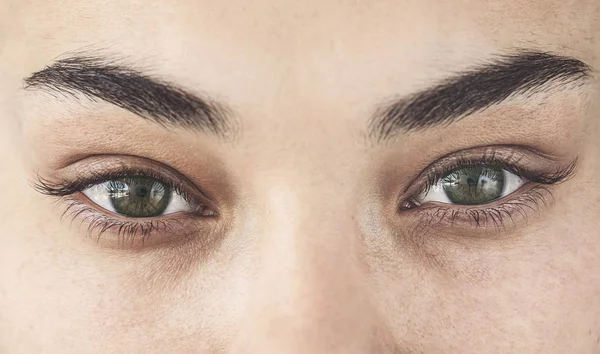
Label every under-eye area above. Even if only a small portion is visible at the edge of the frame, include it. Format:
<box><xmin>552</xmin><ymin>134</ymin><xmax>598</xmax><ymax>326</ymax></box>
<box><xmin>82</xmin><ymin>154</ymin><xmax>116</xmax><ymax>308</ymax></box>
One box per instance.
<box><xmin>397</xmin><ymin>145</ymin><xmax>578</xmax><ymax>231</ymax></box>
<box><xmin>32</xmin><ymin>155</ymin><xmax>220</xmax><ymax>249</ymax></box>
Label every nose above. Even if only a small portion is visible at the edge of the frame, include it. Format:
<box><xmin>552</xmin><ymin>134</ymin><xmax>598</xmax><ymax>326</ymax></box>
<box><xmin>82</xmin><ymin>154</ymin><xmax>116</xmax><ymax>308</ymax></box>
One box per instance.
<box><xmin>229</xmin><ymin>183</ymin><xmax>393</xmax><ymax>353</ymax></box>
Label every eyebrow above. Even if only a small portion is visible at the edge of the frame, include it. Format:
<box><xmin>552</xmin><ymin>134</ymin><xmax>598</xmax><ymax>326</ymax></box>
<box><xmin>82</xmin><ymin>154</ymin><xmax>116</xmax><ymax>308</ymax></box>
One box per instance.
<box><xmin>24</xmin><ymin>56</ymin><xmax>233</xmax><ymax>138</ymax></box>
<box><xmin>369</xmin><ymin>51</ymin><xmax>593</xmax><ymax>142</ymax></box>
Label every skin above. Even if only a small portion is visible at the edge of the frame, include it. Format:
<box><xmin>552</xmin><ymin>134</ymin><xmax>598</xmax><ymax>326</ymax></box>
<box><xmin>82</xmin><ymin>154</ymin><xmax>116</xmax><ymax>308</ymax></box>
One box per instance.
<box><xmin>1</xmin><ymin>0</ymin><xmax>600</xmax><ymax>353</ymax></box>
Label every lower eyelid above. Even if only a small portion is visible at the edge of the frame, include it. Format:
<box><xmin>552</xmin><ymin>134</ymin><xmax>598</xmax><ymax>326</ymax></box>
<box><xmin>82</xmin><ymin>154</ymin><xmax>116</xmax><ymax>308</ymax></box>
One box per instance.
<box><xmin>60</xmin><ymin>195</ymin><xmax>212</xmax><ymax>249</ymax></box>
<box><xmin>408</xmin><ymin>184</ymin><xmax>553</xmax><ymax>230</ymax></box>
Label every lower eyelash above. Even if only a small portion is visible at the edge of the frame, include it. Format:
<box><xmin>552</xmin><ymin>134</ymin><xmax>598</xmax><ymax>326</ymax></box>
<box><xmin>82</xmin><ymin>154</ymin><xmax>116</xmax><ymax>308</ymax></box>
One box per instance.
<box><xmin>58</xmin><ymin>195</ymin><xmax>194</xmax><ymax>248</ymax></box>
<box><xmin>411</xmin><ymin>185</ymin><xmax>553</xmax><ymax>230</ymax></box>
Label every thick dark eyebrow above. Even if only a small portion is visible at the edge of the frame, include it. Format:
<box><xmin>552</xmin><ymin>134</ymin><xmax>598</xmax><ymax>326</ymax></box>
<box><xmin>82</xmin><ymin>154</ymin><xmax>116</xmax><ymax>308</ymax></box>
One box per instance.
<box><xmin>369</xmin><ymin>51</ymin><xmax>592</xmax><ymax>142</ymax></box>
<box><xmin>24</xmin><ymin>56</ymin><xmax>233</xmax><ymax>138</ymax></box>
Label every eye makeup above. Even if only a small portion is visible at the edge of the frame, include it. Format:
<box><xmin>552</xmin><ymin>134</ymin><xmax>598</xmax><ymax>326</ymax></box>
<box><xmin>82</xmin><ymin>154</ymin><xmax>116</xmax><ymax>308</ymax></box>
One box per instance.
<box><xmin>32</xmin><ymin>143</ymin><xmax>579</xmax><ymax>250</ymax></box>
<box><xmin>397</xmin><ymin>145</ymin><xmax>578</xmax><ymax>230</ymax></box>
<box><xmin>33</xmin><ymin>156</ymin><xmax>221</xmax><ymax>249</ymax></box>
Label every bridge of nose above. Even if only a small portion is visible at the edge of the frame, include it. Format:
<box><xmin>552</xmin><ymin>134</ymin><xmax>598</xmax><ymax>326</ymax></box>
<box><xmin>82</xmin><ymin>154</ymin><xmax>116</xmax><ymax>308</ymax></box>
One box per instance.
<box><xmin>227</xmin><ymin>179</ymin><xmax>391</xmax><ymax>352</ymax></box>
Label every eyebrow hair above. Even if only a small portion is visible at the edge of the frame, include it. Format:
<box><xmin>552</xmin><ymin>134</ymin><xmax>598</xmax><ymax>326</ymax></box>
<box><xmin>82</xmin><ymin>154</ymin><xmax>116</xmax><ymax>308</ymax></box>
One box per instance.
<box><xmin>369</xmin><ymin>51</ymin><xmax>592</xmax><ymax>142</ymax></box>
<box><xmin>24</xmin><ymin>56</ymin><xmax>233</xmax><ymax>138</ymax></box>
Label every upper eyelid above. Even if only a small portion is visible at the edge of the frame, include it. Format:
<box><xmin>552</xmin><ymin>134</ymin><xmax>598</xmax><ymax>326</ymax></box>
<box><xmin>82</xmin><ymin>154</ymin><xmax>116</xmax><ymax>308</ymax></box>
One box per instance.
<box><xmin>402</xmin><ymin>146</ymin><xmax>506</xmax><ymax>193</ymax></box>
<box><xmin>41</xmin><ymin>156</ymin><xmax>215</xmax><ymax>199</ymax></box>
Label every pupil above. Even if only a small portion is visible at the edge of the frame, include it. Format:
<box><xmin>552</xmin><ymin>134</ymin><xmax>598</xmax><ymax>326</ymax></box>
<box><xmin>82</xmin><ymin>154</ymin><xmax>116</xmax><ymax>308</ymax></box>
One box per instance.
<box><xmin>136</xmin><ymin>186</ymin><xmax>149</xmax><ymax>198</ymax></box>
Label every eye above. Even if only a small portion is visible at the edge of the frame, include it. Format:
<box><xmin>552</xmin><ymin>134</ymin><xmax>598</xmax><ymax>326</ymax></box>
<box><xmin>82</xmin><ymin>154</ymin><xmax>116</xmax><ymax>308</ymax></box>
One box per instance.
<box><xmin>397</xmin><ymin>148</ymin><xmax>579</xmax><ymax>230</ymax></box>
<box><xmin>415</xmin><ymin>165</ymin><xmax>525</xmax><ymax>206</ymax></box>
<box><xmin>82</xmin><ymin>177</ymin><xmax>194</xmax><ymax>218</ymax></box>
<box><xmin>32</xmin><ymin>157</ymin><xmax>224</xmax><ymax>249</ymax></box>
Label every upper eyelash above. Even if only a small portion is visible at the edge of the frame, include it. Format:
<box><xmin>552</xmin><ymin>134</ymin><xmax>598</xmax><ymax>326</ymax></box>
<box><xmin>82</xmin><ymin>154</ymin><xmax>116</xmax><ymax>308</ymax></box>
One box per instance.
<box><xmin>411</xmin><ymin>151</ymin><xmax>578</xmax><ymax>199</ymax></box>
<box><xmin>33</xmin><ymin>167</ymin><xmax>200</xmax><ymax>206</ymax></box>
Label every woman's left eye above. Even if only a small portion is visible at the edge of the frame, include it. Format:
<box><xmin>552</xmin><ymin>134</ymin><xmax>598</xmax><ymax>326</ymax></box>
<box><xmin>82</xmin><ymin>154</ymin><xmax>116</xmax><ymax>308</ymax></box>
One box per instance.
<box><xmin>415</xmin><ymin>165</ymin><xmax>525</xmax><ymax>206</ymax></box>
<box><xmin>82</xmin><ymin>177</ymin><xmax>194</xmax><ymax>218</ymax></box>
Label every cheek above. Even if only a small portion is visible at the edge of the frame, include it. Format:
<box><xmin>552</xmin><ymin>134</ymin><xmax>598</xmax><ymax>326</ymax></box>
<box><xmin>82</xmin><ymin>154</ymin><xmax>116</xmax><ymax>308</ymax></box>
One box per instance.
<box><xmin>1</xmin><ymin>232</ymin><xmax>248</xmax><ymax>352</ymax></box>
<box><xmin>364</xmin><ymin>208</ymin><xmax>600</xmax><ymax>352</ymax></box>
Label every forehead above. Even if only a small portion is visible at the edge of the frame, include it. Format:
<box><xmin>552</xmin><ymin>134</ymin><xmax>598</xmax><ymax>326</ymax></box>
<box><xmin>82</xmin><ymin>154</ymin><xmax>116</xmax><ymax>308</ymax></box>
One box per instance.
<box><xmin>7</xmin><ymin>1</ymin><xmax>597</xmax><ymax>64</ymax></box>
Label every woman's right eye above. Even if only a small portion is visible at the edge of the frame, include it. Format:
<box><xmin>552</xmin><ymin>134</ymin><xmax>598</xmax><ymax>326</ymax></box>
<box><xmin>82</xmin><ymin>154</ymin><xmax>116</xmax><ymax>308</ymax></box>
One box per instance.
<box><xmin>82</xmin><ymin>177</ymin><xmax>196</xmax><ymax>218</ymax></box>
<box><xmin>33</xmin><ymin>160</ymin><xmax>223</xmax><ymax>248</ymax></box>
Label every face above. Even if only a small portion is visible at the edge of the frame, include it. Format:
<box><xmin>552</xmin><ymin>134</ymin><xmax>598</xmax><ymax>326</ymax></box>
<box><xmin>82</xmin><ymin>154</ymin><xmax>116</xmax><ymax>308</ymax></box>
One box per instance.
<box><xmin>1</xmin><ymin>0</ymin><xmax>599</xmax><ymax>352</ymax></box>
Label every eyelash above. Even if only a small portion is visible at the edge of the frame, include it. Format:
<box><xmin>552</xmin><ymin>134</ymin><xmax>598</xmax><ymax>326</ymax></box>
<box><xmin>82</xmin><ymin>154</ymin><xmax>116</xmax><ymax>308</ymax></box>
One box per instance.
<box><xmin>33</xmin><ymin>149</ymin><xmax>578</xmax><ymax>246</ymax></box>
<box><xmin>33</xmin><ymin>167</ymin><xmax>213</xmax><ymax>246</ymax></box>
<box><xmin>401</xmin><ymin>151</ymin><xmax>578</xmax><ymax>229</ymax></box>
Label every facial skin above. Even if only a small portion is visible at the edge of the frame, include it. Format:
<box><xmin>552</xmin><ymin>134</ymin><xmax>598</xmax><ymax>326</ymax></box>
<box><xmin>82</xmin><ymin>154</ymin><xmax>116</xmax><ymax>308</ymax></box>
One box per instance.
<box><xmin>1</xmin><ymin>0</ymin><xmax>600</xmax><ymax>352</ymax></box>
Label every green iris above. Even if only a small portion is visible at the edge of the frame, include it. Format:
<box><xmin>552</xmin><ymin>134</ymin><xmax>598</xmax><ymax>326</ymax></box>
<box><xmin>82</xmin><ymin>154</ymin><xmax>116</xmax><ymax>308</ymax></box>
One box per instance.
<box><xmin>107</xmin><ymin>177</ymin><xmax>172</xmax><ymax>217</ymax></box>
<box><xmin>442</xmin><ymin>165</ymin><xmax>505</xmax><ymax>205</ymax></box>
